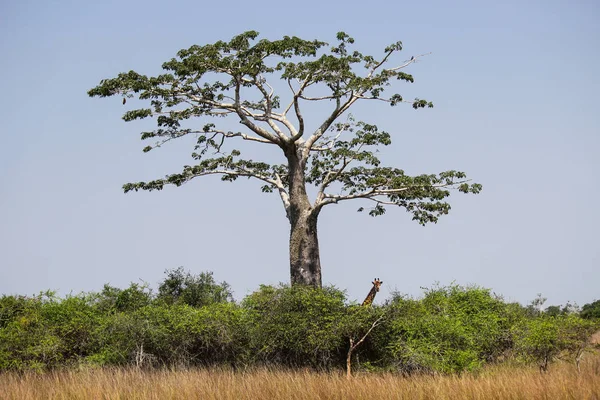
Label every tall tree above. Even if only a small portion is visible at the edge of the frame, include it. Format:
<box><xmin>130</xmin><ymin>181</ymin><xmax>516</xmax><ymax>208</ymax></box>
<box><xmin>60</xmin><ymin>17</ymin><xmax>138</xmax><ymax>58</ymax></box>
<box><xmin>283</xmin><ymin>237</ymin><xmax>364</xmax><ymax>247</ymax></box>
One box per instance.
<box><xmin>88</xmin><ymin>32</ymin><xmax>482</xmax><ymax>287</ymax></box>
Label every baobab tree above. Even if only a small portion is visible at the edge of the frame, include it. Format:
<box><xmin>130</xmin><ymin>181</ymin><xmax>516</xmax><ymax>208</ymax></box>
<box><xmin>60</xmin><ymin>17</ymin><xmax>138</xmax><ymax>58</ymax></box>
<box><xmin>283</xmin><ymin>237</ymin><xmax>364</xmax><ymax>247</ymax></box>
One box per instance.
<box><xmin>88</xmin><ymin>31</ymin><xmax>482</xmax><ymax>287</ymax></box>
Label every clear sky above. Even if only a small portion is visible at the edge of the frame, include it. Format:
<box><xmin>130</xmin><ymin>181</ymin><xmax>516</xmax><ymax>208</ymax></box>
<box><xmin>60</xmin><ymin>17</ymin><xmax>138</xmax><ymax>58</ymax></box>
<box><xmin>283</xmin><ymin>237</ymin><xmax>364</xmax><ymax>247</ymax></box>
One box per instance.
<box><xmin>1</xmin><ymin>0</ymin><xmax>598</xmax><ymax>307</ymax></box>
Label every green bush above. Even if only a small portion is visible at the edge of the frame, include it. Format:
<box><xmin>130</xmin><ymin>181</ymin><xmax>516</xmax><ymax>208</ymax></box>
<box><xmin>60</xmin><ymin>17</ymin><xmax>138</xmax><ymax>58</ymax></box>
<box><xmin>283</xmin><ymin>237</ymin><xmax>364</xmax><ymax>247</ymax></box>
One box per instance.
<box><xmin>156</xmin><ymin>267</ymin><xmax>233</xmax><ymax>307</ymax></box>
<box><xmin>85</xmin><ymin>302</ymin><xmax>245</xmax><ymax>368</ymax></box>
<box><xmin>513</xmin><ymin>313</ymin><xmax>598</xmax><ymax>372</ymax></box>
<box><xmin>242</xmin><ymin>284</ymin><xmax>347</xmax><ymax>369</ymax></box>
<box><xmin>133</xmin><ymin>302</ymin><xmax>244</xmax><ymax>367</ymax></box>
<box><xmin>383</xmin><ymin>285</ymin><xmax>517</xmax><ymax>374</ymax></box>
<box><xmin>0</xmin><ymin>292</ymin><xmax>69</xmax><ymax>370</ymax></box>
<box><xmin>0</xmin><ymin>275</ymin><xmax>595</xmax><ymax>374</ymax></box>
<box><xmin>581</xmin><ymin>300</ymin><xmax>600</xmax><ymax>320</ymax></box>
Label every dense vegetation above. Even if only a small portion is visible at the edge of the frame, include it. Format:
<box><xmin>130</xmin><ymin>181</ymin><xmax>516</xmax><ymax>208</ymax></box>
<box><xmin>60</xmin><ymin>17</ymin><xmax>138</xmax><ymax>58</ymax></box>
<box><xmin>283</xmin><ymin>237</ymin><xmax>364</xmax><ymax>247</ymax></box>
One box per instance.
<box><xmin>1</xmin><ymin>268</ymin><xmax>597</xmax><ymax>374</ymax></box>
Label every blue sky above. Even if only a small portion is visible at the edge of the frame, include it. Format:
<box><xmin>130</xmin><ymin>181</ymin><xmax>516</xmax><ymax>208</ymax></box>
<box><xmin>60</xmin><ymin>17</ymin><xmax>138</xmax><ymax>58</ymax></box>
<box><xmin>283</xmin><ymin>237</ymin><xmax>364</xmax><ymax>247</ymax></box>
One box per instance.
<box><xmin>0</xmin><ymin>0</ymin><xmax>598</xmax><ymax>307</ymax></box>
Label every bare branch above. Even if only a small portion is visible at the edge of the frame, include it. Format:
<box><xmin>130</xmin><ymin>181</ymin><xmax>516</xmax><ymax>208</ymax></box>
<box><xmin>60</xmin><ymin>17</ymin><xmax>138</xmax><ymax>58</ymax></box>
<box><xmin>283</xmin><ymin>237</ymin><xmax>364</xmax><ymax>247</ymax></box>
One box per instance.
<box><xmin>283</xmin><ymin>79</ymin><xmax>298</xmax><ymax>115</ymax></box>
<box><xmin>304</xmin><ymin>49</ymin><xmax>415</xmax><ymax>156</ymax></box>
<box><xmin>347</xmin><ymin>314</ymin><xmax>385</xmax><ymax>379</ymax></box>
<box><xmin>145</xmin><ymin>131</ymin><xmax>190</xmax><ymax>151</ymax></box>
<box><xmin>199</xmin><ymin>127</ymin><xmax>278</xmax><ymax>145</ymax></box>
<box><xmin>354</xmin><ymin>95</ymin><xmax>411</xmax><ymax>105</ymax></box>
<box><xmin>233</xmin><ymin>79</ymin><xmax>281</xmax><ymax>144</ymax></box>
<box><xmin>269</xmin><ymin>113</ymin><xmax>298</xmax><ymax>139</ymax></box>
<box><xmin>305</xmin><ymin>52</ymin><xmax>433</xmax><ymax>171</ymax></box>
<box><xmin>364</xmin><ymin>197</ymin><xmax>398</xmax><ymax>206</ymax></box>
<box><xmin>299</xmin><ymin>94</ymin><xmax>347</xmax><ymax>101</ymax></box>
<box><xmin>253</xmin><ymin>75</ymin><xmax>289</xmax><ymax>142</ymax></box>
<box><xmin>314</xmin><ymin>144</ymin><xmax>365</xmax><ymax>207</ymax></box>
<box><xmin>366</xmin><ymin>49</ymin><xmax>395</xmax><ymax>78</ymax></box>
<box><xmin>274</xmin><ymin>173</ymin><xmax>291</xmax><ymax>219</ymax></box>
<box><xmin>350</xmin><ymin>315</ymin><xmax>385</xmax><ymax>353</ymax></box>
<box><xmin>386</xmin><ymin>52</ymin><xmax>432</xmax><ymax>72</ymax></box>
<box><xmin>284</xmin><ymin>77</ymin><xmax>311</xmax><ymax>142</ymax></box>
<box><xmin>303</xmin><ymin>95</ymin><xmax>358</xmax><ymax>158</ymax></box>
<box><xmin>187</xmin><ymin>168</ymin><xmax>276</xmax><ymax>186</ymax></box>
<box><xmin>309</xmin><ymin>129</ymin><xmax>344</xmax><ymax>152</ymax></box>
<box><xmin>222</xmin><ymin>131</ymin><xmax>277</xmax><ymax>144</ymax></box>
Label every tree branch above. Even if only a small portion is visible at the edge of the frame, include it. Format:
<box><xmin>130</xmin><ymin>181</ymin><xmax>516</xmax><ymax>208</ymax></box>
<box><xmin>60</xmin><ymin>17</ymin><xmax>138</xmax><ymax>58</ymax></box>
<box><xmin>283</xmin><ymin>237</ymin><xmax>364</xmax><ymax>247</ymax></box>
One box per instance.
<box><xmin>222</xmin><ymin>131</ymin><xmax>276</xmax><ymax>144</ymax></box>
<box><xmin>303</xmin><ymin>95</ymin><xmax>358</xmax><ymax>158</ymax></box>
<box><xmin>386</xmin><ymin>52</ymin><xmax>432</xmax><ymax>72</ymax></box>
<box><xmin>317</xmin><ymin>180</ymin><xmax>472</xmax><ymax>208</ymax></box>
<box><xmin>284</xmin><ymin>78</ymin><xmax>311</xmax><ymax>142</ymax></box>
<box><xmin>314</xmin><ymin>144</ymin><xmax>365</xmax><ymax>206</ymax></box>
<box><xmin>303</xmin><ymin>49</ymin><xmax>419</xmax><ymax>156</ymax></box>
<box><xmin>350</xmin><ymin>315</ymin><xmax>385</xmax><ymax>353</ymax></box>
<box><xmin>253</xmin><ymin>75</ymin><xmax>291</xmax><ymax>142</ymax></box>
<box><xmin>233</xmin><ymin>79</ymin><xmax>281</xmax><ymax>144</ymax></box>
<box><xmin>347</xmin><ymin>314</ymin><xmax>385</xmax><ymax>379</ymax></box>
<box><xmin>308</xmin><ymin>128</ymin><xmax>344</xmax><ymax>152</ymax></box>
<box><xmin>274</xmin><ymin>173</ymin><xmax>291</xmax><ymax>219</ymax></box>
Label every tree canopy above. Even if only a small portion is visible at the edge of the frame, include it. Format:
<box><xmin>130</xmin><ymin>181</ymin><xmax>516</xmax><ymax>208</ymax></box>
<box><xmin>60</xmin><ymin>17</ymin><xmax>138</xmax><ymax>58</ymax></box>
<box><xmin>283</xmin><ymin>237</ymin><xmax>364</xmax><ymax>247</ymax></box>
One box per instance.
<box><xmin>88</xmin><ymin>32</ymin><xmax>482</xmax><ymax>286</ymax></box>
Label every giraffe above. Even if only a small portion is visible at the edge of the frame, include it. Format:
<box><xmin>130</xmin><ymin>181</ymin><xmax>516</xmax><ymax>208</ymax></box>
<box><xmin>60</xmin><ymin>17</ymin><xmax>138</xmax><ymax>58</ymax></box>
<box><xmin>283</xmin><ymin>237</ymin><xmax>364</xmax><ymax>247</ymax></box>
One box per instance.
<box><xmin>361</xmin><ymin>278</ymin><xmax>383</xmax><ymax>306</ymax></box>
<box><xmin>347</xmin><ymin>278</ymin><xmax>385</xmax><ymax>378</ymax></box>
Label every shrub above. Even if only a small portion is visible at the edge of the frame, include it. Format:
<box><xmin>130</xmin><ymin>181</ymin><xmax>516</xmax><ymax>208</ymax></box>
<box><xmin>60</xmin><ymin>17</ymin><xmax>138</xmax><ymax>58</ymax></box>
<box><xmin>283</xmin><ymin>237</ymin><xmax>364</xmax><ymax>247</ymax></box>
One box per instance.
<box><xmin>513</xmin><ymin>313</ymin><xmax>599</xmax><ymax>372</ymax></box>
<box><xmin>156</xmin><ymin>267</ymin><xmax>233</xmax><ymax>307</ymax></box>
<box><xmin>242</xmin><ymin>284</ymin><xmax>347</xmax><ymax>369</ymax></box>
<box><xmin>1</xmin><ymin>276</ymin><xmax>594</xmax><ymax>374</ymax></box>
<box><xmin>383</xmin><ymin>285</ymin><xmax>516</xmax><ymax>374</ymax></box>
<box><xmin>0</xmin><ymin>292</ymin><xmax>67</xmax><ymax>370</ymax></box>
<box><xmin>581</xmin><ymin>300</ymin><xmax>600</xmax><ymax>320</ymax></box>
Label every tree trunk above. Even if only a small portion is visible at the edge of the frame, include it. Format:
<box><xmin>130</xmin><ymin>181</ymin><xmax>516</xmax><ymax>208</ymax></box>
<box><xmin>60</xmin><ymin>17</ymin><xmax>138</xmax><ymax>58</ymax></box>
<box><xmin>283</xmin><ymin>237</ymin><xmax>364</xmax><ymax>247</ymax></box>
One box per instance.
<box><xmin>286</xmin><ymin>146</ymin><xmax>322</xmax><ymax>287</ymax></box>
<box><xmin>289</xmin><ymin>208</ymin><xmax>322</xmax><ymax>287</ymax></box>
<box><xmin>576</xmin><ymin>348</ymin><xmax>583</xmax><ymax>374</ymax></box>
<box><xmin>539</xmin><ymin>354</ymin><xmax>549</xmax><ymax>374</ymax></box>
<box><xmin>346</xmin><ymin>339</ymin><xmax>354</xmax><ymax>379</ymax></box>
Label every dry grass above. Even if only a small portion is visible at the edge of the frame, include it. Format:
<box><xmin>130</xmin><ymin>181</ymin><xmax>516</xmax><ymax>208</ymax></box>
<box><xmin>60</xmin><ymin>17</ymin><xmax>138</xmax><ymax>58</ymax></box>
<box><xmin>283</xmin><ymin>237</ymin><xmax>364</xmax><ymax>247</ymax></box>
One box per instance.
<box><xmin>1</xmin><ymin>356</ymin><xmax>599</xmax><ymax>400</ymax></box>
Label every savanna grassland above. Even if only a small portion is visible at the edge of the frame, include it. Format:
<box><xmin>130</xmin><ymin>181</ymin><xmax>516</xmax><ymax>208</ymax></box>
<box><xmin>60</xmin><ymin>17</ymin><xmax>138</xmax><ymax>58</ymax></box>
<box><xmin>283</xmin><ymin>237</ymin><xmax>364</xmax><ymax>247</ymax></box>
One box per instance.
<box><xmin>1</xmin><ymin>356</ymin><xmax>599</xmax><ymax>400</ymax></box>
<box><xmin>2</xmin><ymin>270</ymin><xmax>599</xmax><ymax>399</ymax></box>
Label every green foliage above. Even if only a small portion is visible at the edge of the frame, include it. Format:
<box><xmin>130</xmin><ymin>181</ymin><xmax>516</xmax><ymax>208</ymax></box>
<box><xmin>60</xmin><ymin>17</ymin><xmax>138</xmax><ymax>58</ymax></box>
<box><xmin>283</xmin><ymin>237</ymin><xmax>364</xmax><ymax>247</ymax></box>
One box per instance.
<box><xmin>0</xmin><ymin>292</ymin><xmax>97</xmax><ymax>370</ymax></box>
<box><xmin>339</xmin><ymin>305</ymin><xmax>387</xmax><ymax>343</ymax></box>
<box><xmin>242</xmin><ymin>284</ymin><xmax>347</xmax><ymax>369</ymax></box>
<box><xmin>90</xmin><ymin>283</ymin><xmax>153</xmax><ymax>313</ymax></box>
<box><xmin>89</xmin><ymin>32</ymin><xmax>483</xmax><ymax>289</ymax></box>
<box><xmin>89</xmin><ymin>31</ymin><xmax>481</xmax><ymax>229</ymax></box>
<box><xmin>513</xmin><ymin>316</ymin><xmax>560</xmax><ymax>371</ymax></box>
<box><xmin>559</xmin><ymin>315</ymin><xmax>598</xmax><ymax>356</ymax></box>
<box><xmin>156</xmin><ymin>267</ymin><xmax>233</xmax><ymax>307</ymax></box>
<box><xmin>512</xmin><ymin>314</ymin><xmax>598</xmax><ymax>372</ymax></box>
<box><xmin>0</xmin><ymin>294</ymin><xmax>37</xmax><ymax>329</ymax></box>
<box><xmin>544</xmin><ymin>305</ymin><xmax>563</xmax><ymax>317</ymax></box>
<box><xmin>97</xmin><ymin>302</ymin><xmax>245</xmax><ymax>368</ymax></box>
<box><xmin>86</xmin><ymin>311</ymin><xmax>142</xmax><ymax>366</ymax></box>
<box><xmin>581</xmin><ymin>300</ymin><xmax>600</xmax><ymax>320</ymax></box>
<box><xmin>115</xmin><ymin>283</ymin><xmax>153</xmax><ymax>312</ymax></box>
<box><xmin>1</xmin><ymin>278</ymin><xmax>593</xmax><ymax>375</ymax></box>
<box><xmin>383</xmin><ymin>285</ymin><xmax>519</xmax><ymax>374</ymax></box>
<box><xmin>0</xmin><ymin>293</ymin><xmax>51</xmax><ymax>370</ymax></box>
<box><xmin>339</xmin><ymin>304</ymin><xmax>387</xmax><ymax>374</ymax></box>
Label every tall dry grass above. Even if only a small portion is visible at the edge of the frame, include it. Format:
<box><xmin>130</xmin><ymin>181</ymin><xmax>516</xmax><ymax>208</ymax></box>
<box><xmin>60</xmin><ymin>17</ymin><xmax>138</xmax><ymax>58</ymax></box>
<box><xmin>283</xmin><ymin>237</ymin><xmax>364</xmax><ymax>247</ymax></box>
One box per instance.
<box><xmin>1</xmin><ymin>356</ymin><xmax>599</xmax><ymax>400</ymax></box>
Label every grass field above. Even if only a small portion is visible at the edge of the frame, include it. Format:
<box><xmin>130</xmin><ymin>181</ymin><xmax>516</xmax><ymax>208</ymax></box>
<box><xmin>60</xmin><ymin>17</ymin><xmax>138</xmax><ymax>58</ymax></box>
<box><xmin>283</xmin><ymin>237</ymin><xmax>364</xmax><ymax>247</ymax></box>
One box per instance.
<box><xmin>1</xmin><ymin>356</ymin><xmax>599</xmax><ymax>400</ymax></box>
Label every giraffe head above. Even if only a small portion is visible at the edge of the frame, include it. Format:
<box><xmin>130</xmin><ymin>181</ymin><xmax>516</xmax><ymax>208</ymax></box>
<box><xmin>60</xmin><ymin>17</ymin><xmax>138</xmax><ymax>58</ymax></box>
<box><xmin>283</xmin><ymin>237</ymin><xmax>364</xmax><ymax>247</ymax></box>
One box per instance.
<box><xmin>372</xmin><ymin>278</ymin><xmax>383</xmax><ymax>292</ymax></box>
<box><xmin>362</xmin><ymin>278</ymin><xmax>383</xmax><ymax>306</ymax></box>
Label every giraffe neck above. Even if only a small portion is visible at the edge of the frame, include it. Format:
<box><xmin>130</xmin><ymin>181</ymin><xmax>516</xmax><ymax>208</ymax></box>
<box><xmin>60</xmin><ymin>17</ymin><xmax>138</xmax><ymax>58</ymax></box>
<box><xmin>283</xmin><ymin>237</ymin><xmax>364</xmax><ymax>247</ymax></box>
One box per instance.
<box><xmin>362</xmin><ymin>286</ymin><xmax>378</xmax><ymax>306</ymax></box>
